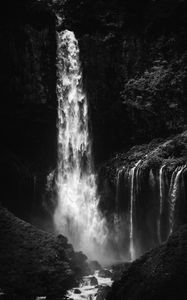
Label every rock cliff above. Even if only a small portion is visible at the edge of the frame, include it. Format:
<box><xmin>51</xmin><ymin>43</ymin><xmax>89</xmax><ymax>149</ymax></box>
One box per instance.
<box><xmin>107</xmin><ymin>224</ymin><xmax>187</xmax><ymax>300</ymax></box>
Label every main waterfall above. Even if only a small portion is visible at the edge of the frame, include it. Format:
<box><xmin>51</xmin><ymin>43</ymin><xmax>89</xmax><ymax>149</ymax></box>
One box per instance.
<box><xmin>54</xmin><ymin>30</ymin><xmax>107</xmax><ymax>260</ymax></box>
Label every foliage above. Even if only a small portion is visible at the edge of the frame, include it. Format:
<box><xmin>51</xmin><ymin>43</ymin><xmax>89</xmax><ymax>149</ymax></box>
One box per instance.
<box><xmin>121</xmin><ymin>54</ymin><xmax>187</xmax><ymax>141</ymax></box>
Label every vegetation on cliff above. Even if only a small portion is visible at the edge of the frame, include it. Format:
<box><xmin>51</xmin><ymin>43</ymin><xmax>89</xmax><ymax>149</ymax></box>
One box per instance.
<box><xmin>100</xmin><ymin>130</ymin><xmax>187</xmax><ymax>185</ymax></box>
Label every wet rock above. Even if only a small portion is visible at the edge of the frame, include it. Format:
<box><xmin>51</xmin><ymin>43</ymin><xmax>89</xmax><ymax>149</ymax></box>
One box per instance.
<box><xmin>96</xmin><ymin>286</ymin><xmax>111</xmax><ymax>300</ymax></box>
<box><xmin>98</xmin><ymin>269</ymin><xmax>112</xmax><ymax>278</ymax></box>
<box><xmin>88</xmin><ymin>260</ymin><xmax>102</xmax><ymax>274</ymax></box>
<box><xmin>111</xmin><ymin>262</ymin><xmax>131</xmax><ymax>281</ymax></box>
<box><xmin>90</xmin><ymin>276</ymin><xmax>98</xmax><ymax>286</ymax></box>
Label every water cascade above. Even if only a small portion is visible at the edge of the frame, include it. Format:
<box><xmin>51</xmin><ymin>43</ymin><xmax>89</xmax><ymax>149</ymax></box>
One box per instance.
<box><xmin>53</xmin><ymin>30</ymin><xmax>186</xmax><ymax>263</ymax></box>
<box><xmin>110</xmin><ymin>160</ymin><xmax>186</xmax><ymax>260</ymax></box>
<box><xmin>54</xmin><ymin>30</ymin><xmax>107</xmax><ymax>260</ymax></box>
<box><xmin>115</xmin><ymin>168</ymin><xmax>124</xmax><ymax>213</ymax></box>
<box><xmin>129</xmin><ymin>160</ymin><xmax>141</xmax><ymax>261</ymax></box>
<box><xmin>67</xmin><ymin>270</ymin><xmax>113</xmax><ymax>300</ymax></box>
<box><xmin>168</xmin><ymin>165</ymin><xmax>186</xmax><ymax>234</ymax></box>
<box><xmin>158</xmin><ymin>164</ymin><xmax>166</xmax><ymax>243</ymax></box>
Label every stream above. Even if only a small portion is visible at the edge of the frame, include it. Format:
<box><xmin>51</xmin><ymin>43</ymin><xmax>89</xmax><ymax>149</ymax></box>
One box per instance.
<box><xmin>67</xmin><ymin>270</ymin><xmax>113</xmax><ymax>300</ymax></box>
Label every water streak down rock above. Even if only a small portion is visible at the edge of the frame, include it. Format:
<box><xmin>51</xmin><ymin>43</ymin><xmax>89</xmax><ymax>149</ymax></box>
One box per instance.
<box><xmin>54</xmin><ymin>30</ymin><xmax>107</xmax><ymax>261</ymax></box>
<box><xmin>129</xmin><ymin>160</ymin><xmax>141</xmax><ymax>261</ymax></box>
<box><xmin>106</xmin><ymin>149</ymin><xmax>187</xmax><ymax>261</ymax></box>
<box><xmin>168</xmin><ymin>165</ymin><xmax>186</xmax><ymax>234</ymax></box>
<box><xmin>158</xmin><ymin>164</ymin><xmax>166</xmax><ymax>243</ymax></box>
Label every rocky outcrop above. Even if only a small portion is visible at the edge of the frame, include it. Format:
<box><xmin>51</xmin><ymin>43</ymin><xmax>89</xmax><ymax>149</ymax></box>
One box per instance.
<box><xmin>0</xmin><ymin>205</ymin><xmax>88</xmax><ymax>298</ymax></box>
<box><xmin>107</xmin><ymin>224</ymin><xmax>187</xmax><ymax>300</ymax></box>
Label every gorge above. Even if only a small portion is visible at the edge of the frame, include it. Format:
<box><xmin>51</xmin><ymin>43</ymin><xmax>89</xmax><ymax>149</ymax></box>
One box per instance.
<box><xmin>0</xmin><ymin>0</ymin><xmax>187</xmax><ymax>299</ymax></box>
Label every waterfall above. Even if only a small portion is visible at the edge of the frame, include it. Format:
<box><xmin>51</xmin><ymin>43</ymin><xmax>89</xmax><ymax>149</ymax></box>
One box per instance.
<box><xmin>115</xmin><ymin>168</ymin><xmax>124</xmax><ymax>212</ymax></box>
<box><xmin>54</xmin><ymin>30</ymin><xmax>107</xmax><ymax>260</ymax></box>
<box><xmin>129</xmin><ymin>160</ymin><xmax>141</xmax><ymax>261</ymax></box>
<box><xmin>168</xmin><ymin>165</ymin><xmax>186</xmax><ymax>235</ymax></box>
<box><xmin>157</xmin><ymin>164</ymin><xmax>166</xmax><ymax>243</ymax></box>
<box><xmin>113</xmin><ymin>168</ymin><xmax>123</xmax><ymax>245</ymax></box>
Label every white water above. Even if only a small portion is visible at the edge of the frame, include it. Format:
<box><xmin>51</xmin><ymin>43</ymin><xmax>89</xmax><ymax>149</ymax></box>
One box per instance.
<box><xmin>169</xmin><ymin>165</ymin><xmax>186</xmax><ymax>234</ymax></box>
<box><xmin>113</xmin><ymin>169</ymin><xmax>123</xmax><ymax>253</ymax></box>
<box><xmin>115</xmin><ymin>168</ymin><xmax>124</xmax><ymax>212</ymax></box>
<box><xmin>54</xmin><ymin>30</ymin><xmax>107</xmax><ymax>260</ymax></box>
<box><xmin>158</xmin><ymin>164</ymin><xmax>166</xmax><ymax>243</ymax></box>
<box><xmin>129</xmin><ymin>160</ymin><xmax>141</xmax><ymax>261</ymax></box>
<box><xmin>67</xmin><ymin>270</ymin><xmax>113</xmax><ymax>300</ymax></box>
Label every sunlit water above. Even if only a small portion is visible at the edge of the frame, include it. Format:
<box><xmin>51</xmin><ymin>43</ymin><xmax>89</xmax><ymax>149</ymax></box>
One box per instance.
<box><xmin>54</xmin><ymin>30</ymin><xmax>107</xmax><ymax>261</ymax></box>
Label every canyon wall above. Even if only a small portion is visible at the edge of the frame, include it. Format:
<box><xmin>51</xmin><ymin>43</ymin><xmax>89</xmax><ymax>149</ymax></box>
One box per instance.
<box><xmin>0</xmin><ymin>1</ymin><xmax>57</xmax><ymax>227</ymax></box>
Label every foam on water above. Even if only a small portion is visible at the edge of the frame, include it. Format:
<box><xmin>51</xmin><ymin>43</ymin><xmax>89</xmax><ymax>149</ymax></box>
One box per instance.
<box><xmin>67</xmin><ymin>270</ymin><xmax>113</xmax><ymax>300</ymax></box>
<box><xmin>54</xmin><ymin>30</ymin><xmax>107</xmax><ymax>261</ymax></box>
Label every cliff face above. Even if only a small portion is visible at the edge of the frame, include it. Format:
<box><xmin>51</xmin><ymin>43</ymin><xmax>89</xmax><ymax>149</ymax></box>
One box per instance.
<box><xmin>98</xmin><ymin>131</ymin><xmax>187</xmax><ymax>260</ymax></box>
<box><xmin>62</xmin><ymin>0</ymin><xmax>187</xmax><ymax>164</ymax></box>
<box><xmin>0</xmin><ymin>1</ymin><xmax>57</xmax><ymax>226</ymax></box>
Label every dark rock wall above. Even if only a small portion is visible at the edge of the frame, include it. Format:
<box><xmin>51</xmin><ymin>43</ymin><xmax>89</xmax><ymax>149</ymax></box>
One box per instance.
<box><xmin>0</xmin><ymin>1</ymin><xmax>57</xmax><ymax>226</ymax></box>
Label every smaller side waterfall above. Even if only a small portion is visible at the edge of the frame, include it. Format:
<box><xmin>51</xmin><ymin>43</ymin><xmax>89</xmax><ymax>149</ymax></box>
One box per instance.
<box><xmin>109</xmin><ymin>156</ymin><xmax>186</xmax><ymax>261</ymax></box>
<box><xmin>113</xmin><ymin>168</ymin><xmax>124</xmax><ymax>248</ymax></box>
<box><xmin>129</xmin><ymin>160</ymin><xmax>141</xmax><ymax>261</ymax></box>
<box><xmin>157</xmin><ymin>164</ymin><xmax>166</xmax><ymax>243</ymax></box>
<box><xmin>159</xmin><ymin>165</ymin><xmax>165</xmax><ymax>217</ymax></box>
<box><xmin>115</xmin><ymin>168</ymin><xmax>124</xmax><ymax>212</ymax></box>
<box><xmin>168</xmin><ymin>165</ymin><xmax>186</xmax><ymax>234</ymax></box>
<box><xmin>108</xmin><ymin>159</ymin><xmax>187</xmax><ymax>261</ymax></box>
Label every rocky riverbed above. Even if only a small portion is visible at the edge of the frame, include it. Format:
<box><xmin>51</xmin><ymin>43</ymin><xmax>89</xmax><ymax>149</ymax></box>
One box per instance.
<box><xmin>67</xmin><ymin>270</ymin><xmax>113</xmax><ymax>300</ymax></box>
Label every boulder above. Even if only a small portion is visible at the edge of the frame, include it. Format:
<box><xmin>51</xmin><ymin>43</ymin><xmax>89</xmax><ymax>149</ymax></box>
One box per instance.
<box><xmin>96</xmin><ymin>286</ymin><xmax>111</xmax><ymax>300</ymax></box>
<box><xmin>111</xmin><ymin>262</ymin><xmax>131</xmax><ymax>281</ymax></box>
<box><xmin>90</xmin><ymin>276</ymin><xmax>98</xmax><ymax>286</ymax></box>
<box><xmin>98</xmin><ymin>269</ymin><xmax>112</xmax><ymax>278</ymax></box>
<box><xmin>88</xmin><ymin>260</ymin><xmax>102</xmax><ymax>273</ymax></box>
